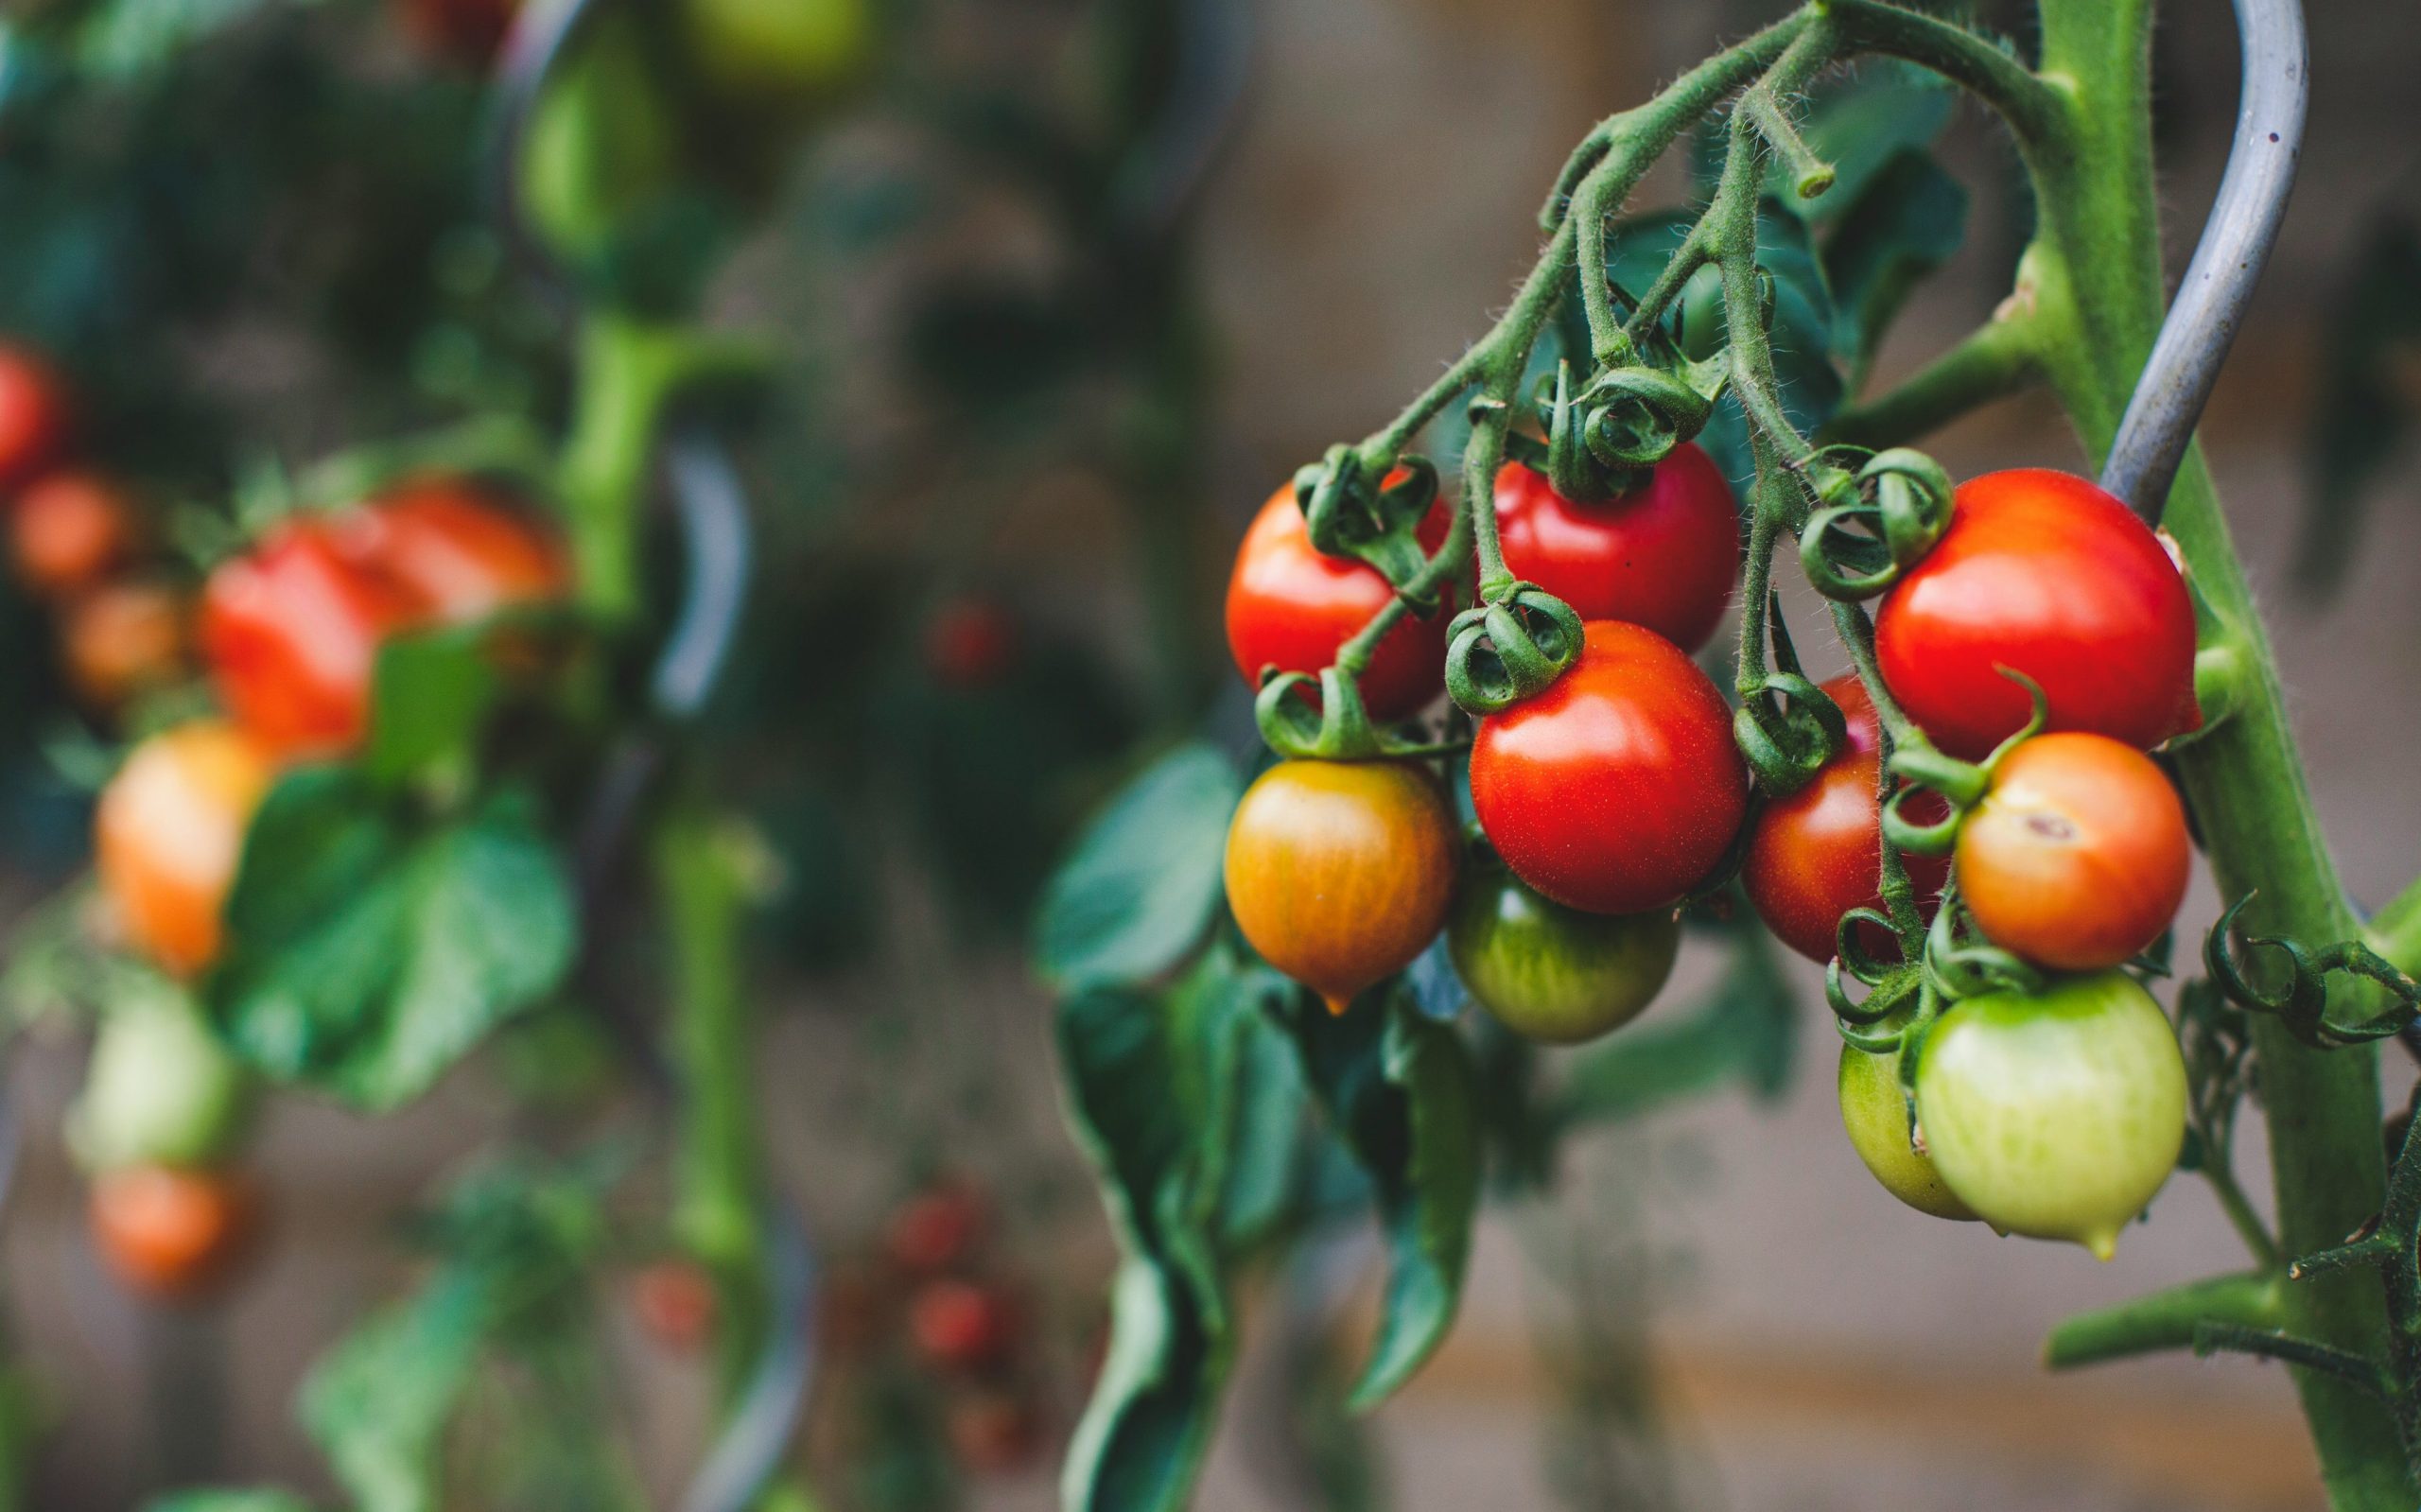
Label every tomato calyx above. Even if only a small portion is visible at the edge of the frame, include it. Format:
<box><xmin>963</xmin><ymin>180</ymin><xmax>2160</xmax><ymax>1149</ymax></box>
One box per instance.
<box><xmin>1522</xmin><ymin>354</ymin><xmax>1721</xmax><ymax>505</ymax></box>
<box><xmin>1293</xmin><ymin>446</ymin><xmax>1446</xmax><ymax>613</ymax></box>
<box><xmin>1253</xmin><ymin>665</ymin><xmax>1455</xmax><ymax>761</ymax></box>
<box><xmin>1799</xmin><ymin>448</ymin><xmax>1958</xmax><ymax>601</ymax></box>
<box><xmin>1443</xmin><ymin>582</ymin><xmax>1584</xmax><ymax>716</ymax></box>
<box><xmin>1733</xmin><ymin>608</ymin><xmax>1851</xmax><ymax>798</ymax></box>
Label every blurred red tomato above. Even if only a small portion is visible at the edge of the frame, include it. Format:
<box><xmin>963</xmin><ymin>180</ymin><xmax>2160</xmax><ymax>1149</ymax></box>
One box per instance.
<box><xmin>341</xmin><ymin>478</ymin><xmax>567</xmax><ymax>624</ymax></box>
<box><xmin>632</xmin><ymin>1259</ymin><xmax>719</xmax><ymax>1352</ymax></box>
<box><xmin>11</xmin><ymin>470</ymin><xmax>134</xmax><ymax>599</ymax></box>
<box><xmin>400</xmin><ymin>0</ymin><xmax>520</xmax><ymax>64</ymax></box>
<box><xmin>925</xmin><ymin>600</ymin><xmax>1019</xmax><ymax>689</ymax></box>
<box><xmin>910</xmin><ymin>1278</ymin><xmax>1018</xmax><ymax>1370</ymax></box>
<box><xmin>90</xmin><ymin>1165</ymin><xmax>259</xmax><ymax>1303</ymax></box>
<box><xmin>886</xmin><ymin>1179</ymin><xmax>989</xmax><ymax>1274</ymax></box>
<box><xmin>0</xmin><ymin>346</ymin><xmax>70</xmax><ymax>495</ymax></box>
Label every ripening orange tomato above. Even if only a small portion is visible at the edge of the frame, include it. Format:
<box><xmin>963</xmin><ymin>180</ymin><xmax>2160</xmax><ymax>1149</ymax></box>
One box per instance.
<box><xmin>96</xmin><ymin>721</ymin><xmax>274</xmax><ymax>977</ymax></box>
<box><xmin>1956</xmin><ymin>732</ymin><xmax>2191</xmax><ymax>971</ymax></box>
<box><xmin>1224</xmin><ymin>758</ymin><xmax>1459</xmax><ymax>1014</ymax></box>
<box><xmin>61</xmin><ymin>580</ymin><xmax>189</xmax><ymax>710</ymax></box>
<box><xmin>90</xmin><ymin>1165</ymin><xmax>259</xmax><ymax>1302</ymax></box>
<box><xmin>10</xmin><ymin>469</ymin><xmax>134</xmax><ymax>599</ymax></box>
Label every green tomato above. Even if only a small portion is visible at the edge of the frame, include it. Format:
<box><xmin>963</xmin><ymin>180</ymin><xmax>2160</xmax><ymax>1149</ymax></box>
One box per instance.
<box><xmin>1838</xmin><ymin>1038</ymin><xmax>1977</xmax><ymax>1223</ymax></box>
<box><xmin>1914</xmin><ymin>971</ymin><xmax>2187</xmax><ymax>1260</ymax></box>
<box><xmin>1447</xmin><ymin>862</ymin><xmax>1678</xmax><ymax>1044</ymax></box>
<box><xmin>68</xmin><ymin>995</ymin><xmax>255</xmax><ymax>1173</ymax></box>
<box><xmin>681</xmin><ymin>0</ymin><xmax>870</xmax><ymax>110</ymax></box>
<box><xmin>518</xmin><ymin>14</ymin><xmax>682</xmax><ymax>267</ymax></box>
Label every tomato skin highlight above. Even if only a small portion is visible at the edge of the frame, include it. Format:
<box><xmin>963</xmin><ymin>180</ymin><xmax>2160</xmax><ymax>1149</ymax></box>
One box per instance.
<box><xmin>1224</xmin><ymin>758</ymin><xmax>1458</xmax><ymax>1013</ymax></box>
<box><xmin>1875</xmin><ymin>469</ymin><xmax>2197</xmax><ymax>758</ymax></box>
<box><xmin>1447</xmin><ymin>860</ymin><xmax>1677</xmax><ymax>1044</ymax></box>
<box><xmin>96</xmin><ymin>721</ymin><xmax>274</xmax><ymax>978</ymax></box>
<box><xmin>1915</xmin><ymin>972</ymin><xmax>2187</xmax><ymax>1259</ymax></box>
<box><xmin>1492</xmin><ymin>445</ymin><xmax>1740</xmax><ymax>653</ymax></box>
<box><xmin>1838</xmin><ymin>1038</ymin><xmax>1976</xmax><ymax>1222</ymax></box>
<box><xmin>1744</xmin><ymin>676</ymin><xmax>1950</xmax><ymax>963</ymax></box>
<box><xmin>90</xmin><ymin>1165</ymin><xmax>260</xmax><ymax>1302</ymax></box>
<box><xmin>0</xmin><ymin>346</ymin><xmax>70</xmax><ymax>495</ymax></box>
<box><xmin>1956</xmin><ymin>732</ymin><xmax>2191</xmax><ymax>971</ymax></box>
<box><xmin>200</xmin><ymin>519</ymin><xmax>428</xmax><ymax>758</ymax></box>
<box><xmin>343</xmin><ymin>478</ymin><xmax>568</xmax><ymax>624</ymax></box>
<box><xmin>1224</xmin><ymin>485</ymin><xmax>1447</xmax><ymax>722</ymax></box>
<box><xmin>1469</xmin><ymin>620</ymin><xmax>1747</xmax><ymax>916</ymax></box>
<box><xmin>10</xmin><ymin>470</ymin><xmax>134</xmax><ymax>599</ymax></box>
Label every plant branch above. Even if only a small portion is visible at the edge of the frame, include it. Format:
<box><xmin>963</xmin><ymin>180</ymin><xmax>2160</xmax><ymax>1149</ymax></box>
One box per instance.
<box><xmin>2045</xmin><ymin>1271</ymin><xmax>2283</xmax><ymax>1370</ymax></box>
<box><xmin>1818</xmin><ymin>308</ymin><xmax>2043</xmax><ymax>452</ymax></box>
<box><xmin>2367</xmin><ymin>877</ymin><xmax>2421</xmax><ymax>978</ymax></box>
<box><xmin>1824</xmin><ymin>0</ymin><xmax>2064</xmax><ymax>149</ymax></box>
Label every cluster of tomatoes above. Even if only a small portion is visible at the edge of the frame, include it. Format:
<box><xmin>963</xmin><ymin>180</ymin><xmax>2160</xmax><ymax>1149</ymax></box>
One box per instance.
<box><xmin>1224</xmin><ymin>450</ymin><xmax>2204</xmax><ymax>1259</ymax></box>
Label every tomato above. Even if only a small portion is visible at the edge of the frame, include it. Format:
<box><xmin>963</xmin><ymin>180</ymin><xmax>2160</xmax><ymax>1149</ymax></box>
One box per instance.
<box><xmin>887</xmin><ymin>1179</ymin><xmax>988</xmax><ymax>1274</ymax></box>
<box><xmin>200</xmin><ymin>518</ymin><xmax>427</xmax><ymax>757</ymax></box>
<box><xmin>0</xmin><ymin>346</ymin><xmax>69</xmax><ymax>495</ymax></box>
<box><xmin>925</xmin><ymin>600</ymin><xmax>1019</xmax><ymax>690</ymax></box>
<box><xmin>946</xmin><ymin>1390</ymin><xmax>1041</xmax><ymax>1473</ymax></box>
<box><xmin>342</xmin><ymin>478</ymin><xmax>567</xmax><ymax>624</ymax></box>
<box><xmin>96</xmin><ymin>721</ymin><xmax>273</xmax><ymax>978</ymax></box>
<box><xmin>67</xmin><ymin>999</ymin><xmax>254</xmax><ymax>1174</ymax></box>
<box><xmin>1447</xmin><ymin>858</ymin><xmax>1678</xmax><ymax>1043</ymax></box>
<box><xmin>1914</xmin><ymin>971</ymin><xmax>2187</xmax><ymax>1259</ymax></box>
<box><xmin>632</xmin><ymin>1260</ymin><xmax>719</xmax><ymax>1352</ymax></box>
<box><xmin>681</xmin><ymin>0</ymin><xmax>871</xmax><ymax>109</ymax></box>
<box><xmin>1743</xmin><ymin>675</ymin><xmax>1951</xmax><ymax>963</ymax></box>
<box><xmin>1956</xmin><ymin>732</ymin><xmax>2191</xmax><ymax>971</ymax></box>
<box><xmin>10</xmin><ymin>470</ymin><xmax>133</xmax><ymax>599</ymax></box>
<box><xmin>90</xmin><ymin>1165</ymin><xmax>259</xmax><ymax>1302</ymax></box>
<box><xmin>1225</xmin><ymin>484</ymin><xmax>1448</xmax><ymax>722</ymax></box>
<box><xmin>1492</xmin><ymin>446</ymin><xmax>1740</xmax><ymax>653</ymax></box>
<box><xmin>61</xmin><ymin>580</ymin><xmax>188</xmax><ymax>709</ymax></box>
<box><xmin>1838</xmin><ymin>1038</ymin><xmax>1975</xmax><ymax>1222</ymax></box>
<box><xmin>1470</xmin><ymin>620</ymin><xmax>1747</xmax><ymax>915</ymax></box>
<box><xmin>1875</xmin><ymin>469</ymin><xmax>2197</xmax><ymax>758</ymax></box>
<box><xmin>1224</xmin><ymin>758</ymin><xmax>1458</xmax><ymax>1014</ymax></box>
<box><xmin>909</xmin><ymin>1278</ymin><xmax>1019</xmax><ymax>1370</ymax></box>
<box><xmin>400</xmin><ymin>0</ymin><xmax>518</xmax><ymax>64</ymax></box>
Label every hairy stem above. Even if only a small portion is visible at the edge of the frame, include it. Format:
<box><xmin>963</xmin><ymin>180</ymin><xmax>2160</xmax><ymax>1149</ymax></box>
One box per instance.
<box><xmin>1819</xmin><ymin>307</ymin><xmax>2044</xmax><ymax>452</ymax></box>
<box><xmin>2046</xmin><ymin>1271</ymin><xmax>2284</xmax><ymax>1369</ymax></box>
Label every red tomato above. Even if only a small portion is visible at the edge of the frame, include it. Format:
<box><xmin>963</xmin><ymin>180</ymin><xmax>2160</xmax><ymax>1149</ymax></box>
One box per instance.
<box><xmin>90</xmin><ymin>1165</ymin><xmax>259</xmax><ymax>1303</ymax></box>
<box><xmin>1224</xmin><ymin>483</ymin><xmax>1448</xmax><ymax>722</ymax></box>
<box><xmin>1743</xmin><ymin>676</ymin><xmax>1951</xmax><ymax>962</ymax></box>
<box><xmin>400</xmin><ymin>0</ymin><xmax>520</xmax><ymax>63</ymax></box>
<box><xmin>631</xmin><ymin>1259</ymin><xmax>719</xmax><ymax>1352</ymax></box>
<box><xmin>925</xmin><ymin>600</ymin><xmax>1019</xmax><ymax>689</ymax></box>
<box><xmin>1470</xmin><ymin>620</ymin><xmax>1748</xmax><ymax>914</ymax></box>
<box><xmin>1874</xmin><ymin>469</ymin><xmax>2196</xmax><ymax>759</ymax></box>
<box><xmin>0</xmin><ymin>346</ymin><xmax>70</xmax><ymax>495</ymax></box>
<box><xmin>200</xmin><ymin>519</ymin><xmax>429</xmax><ymax>757</ymax></box>
<box><xmin>96</xmin><ymin>721</ymin><xmax>274</xmax><ymax>978</ymax></box>
<box><xmin>909</xmin><ymin>1278</ymin><xmax>1019</xmax><ymax>1370</ymax></box>
<box><xmin>947</xmin><ymin>1390</ymin><xmax>1042</xmax><ymax>1473</ymax></box>
<box><xmin>61</xmin><ymin>580</ymin><xmax>189</xmax><ymax>710</ymax></box>
<box><xmin>10</xmin><ymin>470</ymin><xmax>134</xmax><ymax>599</ymax></box>
<box><xmin>1492</xmin><ymin>446</ymin><xmax>1740</xmax><ymax>652</ymax></box>
<box><xmin>886</xmin><ymin>1179</ymin><xmax>989</xmax><ymax>1274</ymax></box>
<box><xmin>341</xmin><ymin>478</ymin><xmax>567</xmax><ymax>624</ymax></box>
<box><xmin>1956</xmin><ymin>732</ymin><xmax>2191</xmax><ymax>970</ymax></box>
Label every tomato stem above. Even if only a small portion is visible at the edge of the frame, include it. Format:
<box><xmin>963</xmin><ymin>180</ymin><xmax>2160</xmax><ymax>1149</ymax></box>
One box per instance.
<box><xmin>2044</xmin><ymin>1271</ymin><xmax>2283</xmax><ymax>1369</ymax></box>
<box><xmin>2368</xmin><ymin>879</ymin><xmax>2421</xmax><ymax>977</ymax></box>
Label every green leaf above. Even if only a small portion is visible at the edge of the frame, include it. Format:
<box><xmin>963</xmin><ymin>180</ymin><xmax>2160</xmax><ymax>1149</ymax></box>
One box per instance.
<box><xmin>364</xmin><ymin>628</ymin><xmax>498</xmax><ymax>787</ymax></box>
<box><xmin>301</xmin><ymin>1266</ymin><xmax>496</xmax><ymax>1512</ymax></box>
<box><xmin>1284</xmin><ymin>995</ymin><xmax>1481</xmax><ymax>1410</ymax></box>
<box><xmin>146</xmin><ymin>1494</ymin><xmax>319</xmax><ymax>1512</ymax></box>
<box><xmin>1035</xmin><ymin>742</ymin><xmax>1241</xmax><ymax>993</ymax></box>
<box><xmin>1822</xmin><ymin>150</ymin><xmax>1969</xmax><ymax>385</ymax></box>
<box><xmin>207</xmin><ymin>773</ymin><xmax>576</xmax><ymax>1111</ymax></box>
<box><xmin>2296</xmin><ymin>216</ymin><xmax>2421</xmax><ymax>598</ymax></box>
<box><xmin>1791</xmin><ymin>65</ymin><xmax>1956</xmax><ymax>221</ymax></box>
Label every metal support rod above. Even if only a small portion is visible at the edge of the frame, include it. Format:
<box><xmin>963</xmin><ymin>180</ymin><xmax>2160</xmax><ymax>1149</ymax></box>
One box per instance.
<box><xmin>2100</xmin><ymin>0</ymin><xmax>2308</xmax><ymax>521</ymax></box>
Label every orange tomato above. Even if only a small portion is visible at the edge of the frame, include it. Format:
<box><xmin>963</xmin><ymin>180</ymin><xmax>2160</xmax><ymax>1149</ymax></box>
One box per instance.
<box><xmin>1224</xmin><ymin>758</ymin><xmax>1459</xmax><ymax>1014</ymax></box>
<box><xmin>61</xmin><ymin>580</ymin><xmax>189</xmax><ymax>710</ymax></box>
<box><xmin>96</xmin><ymin>721</ymin><xmax>274</xmax><ymax>977</ymax></box>
<box><xmin>10</xmin><ymin>469</ymin><xmax>133</xmax><ymax>598</ymax></box>
<box><xmin>631</xmin><ymin>1259</ymin><xmax>719</xmax><ymax>1352</ymax></box>
<box><xmin>1956</xmin><ymin>732</ymin><xmax>2191</xmax><ymax>971</ymax></box>
<box><xmin>90</xmin><ymin>1165</ymin><xmax>259</xmax><ymax>1302</ymax></box>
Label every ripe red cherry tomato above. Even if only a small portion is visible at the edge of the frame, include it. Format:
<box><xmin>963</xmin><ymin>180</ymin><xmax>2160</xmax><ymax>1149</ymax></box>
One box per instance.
<box><xmin>925</xmin><ymin>600</ymin><xmax>1019</xmax><ymax>689</ymax></box>
<box><xmin>0</xmin><ymin>346</ymin><xmax>70</xmax><ymax>495</ymax></box>
<box><xmin>1470</xmin><ymin>620</ymin><xmax>1747</xmax><ymax>915</ymax></box>
<box><xmin>1743</xmin><ymin>675</ymin><xmax>1951</xmax><ymax>962</ymax></box>
<box><xmin>887</xmin><ymin>1179</ymin><xmax>989</xmax><ymax>1274</ymax></box>
<box><xmin>1224</xmin><ymin>758</ymin><xmax>1459</xmax><ymax>1014</ymax></box>
<box><xmin>10</xmin><ymin>470</ymin><xmax>134</xmax><ymax>599</ymax></box>
<box><xmin>1492</xmin><ymin>445</ymin><xmax>1740</xmax><ymax>652</ymax></box>
<box><xmin>200</xmin><ymin>518</ymin><xmax>429</xmax><ymax>757</ymax></box>
<box><xmin>631</xmin><ymin>1259</ymin><xmax>719</xmax><ymax>1352</ymax></box>
<box><xmin>1956</xmin><ymin>732</ymin><xmax>2191</xmax><ymax>971</ymax></box>
<box><xmin>909</xmin><ymin>1278</ymin><xmax>1019</xmax><ymax>1370</ymax></box>
<box><xmin>343</xmin><ymin>478</ymin><xmax>568</xmax><ymax>624</ymax></box>
<box><xmin>61</xmin><ymin>580</ymin><xmax>189</xmax><ymax>710</ymax></box>
<box><xmin>1225</xmin><ymin>484</ymin><xmax>1448</xmax><ymax>722</ymax></box>
<box><xmin>90</xmin><ymin>1165</ymin><xmax>260</xmax><ymax>1302</ymax></box>
<box><xmin>1875</xmin><ymin>469</ymin><xmax>2196</xmax><ymax>759</ymax></box>
<box><xmin>96</xmin><ymin>721</ymin><xmax>273</xmax><ymax>978</ymax></box>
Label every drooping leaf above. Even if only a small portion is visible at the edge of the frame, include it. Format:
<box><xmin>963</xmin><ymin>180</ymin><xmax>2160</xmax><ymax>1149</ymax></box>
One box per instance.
<box><xmin>301</xmin><ymin>1266</ymin><xmax>496</xmax><ymax>1512</ymax></box>
<box><xmin>1035</xmin><ymin>742</ymin><xmax>1241</xmax><ymax>992</ymax></box>
<box><xmin>207</xmin><ymin>772</ymin><xmax>576</xmax><ymax>1111</ymax></box>
<box><xmin>1282</xmin><ymin>993</ymin><xmax>1481</xmax><ymax>1410</ymax></box>
<box><xmin>1822</xmin><ymin>149</ymin><xmax>1969</xmax><ymax>386</ymax></box>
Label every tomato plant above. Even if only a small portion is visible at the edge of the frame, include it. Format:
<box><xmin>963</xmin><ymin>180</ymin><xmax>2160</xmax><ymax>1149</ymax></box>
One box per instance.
<box><xmin>1491</xmin><ymin>444</ymin><xmax>1740</xmax><ymax>653</ymax></box>
<box><xmin>1957</xmin><ymin>731</ymin><xmax>2193</xmax><ymax>970</ymax></box>
<box><xmin>1470</xmin><ymin>619</ymin><xmax>1746</xmax><ymax>915</ymax></box>
<box><xmin>1225</xmin><ymin>483</ymin><xmax>1449</xmax><ymax>721</ymax></box>
<box><xmin>89</xmin><ymin>1164</ymin><xmax>259</xmax><ymax>1303</ymax></box>
<box><xmin>95</xmin><ymin>721</ymin><xmax>273</xmax><ymax>978</ymax></box>
<box><xmin>1447</xmin><ymin>854</ymin><xmax>1680</xmax><ymax>1044</ymax></box>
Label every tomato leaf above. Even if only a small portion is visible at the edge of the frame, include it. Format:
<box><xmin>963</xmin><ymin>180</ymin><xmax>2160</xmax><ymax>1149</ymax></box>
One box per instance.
<box><xmin>1035</xmin><ymin>742</ymin><xmax>1241</xmax><ymax>993</ymax></box>
<box><xmin>1283</xmin><ymin>992</ymin><xmax>1481</xmax><ymax>1410</ymax></box>
<box><xmin>2295</xmin><ymin>215</ymin><xmax>2421</xmax><ymax>599</ymax></box>
<box><xmin>1821</xmin><ymin>149</ymin><xmax>1969</xmax><ymax>387</ymax></box>
<box><xmin>206</xmin><ymin>772</ymin><xmax>576</xmax><ymax>1111</ymax></box>
<box><xmin>363</xmin><ymin>627</ymin><xmax>498</xmax><ymax>788</ymax></box>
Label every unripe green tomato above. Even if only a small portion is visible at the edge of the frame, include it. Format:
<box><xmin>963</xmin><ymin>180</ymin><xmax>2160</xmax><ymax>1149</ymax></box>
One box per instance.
<box><xmin>518</xmin><ymin>15</ymin><xmax>682</xmax><ymax>266</ymax></box>
<box><xmin>1914</xmin><ymin>971</ymin><xmax>2187</xmax><ymax>1260</ymax></box>
<box><xmin>1838</xmin><ymin>1039</ymin><xmax>1976</xmax><ymax>1223</ymax></box>
<box><xmin>1447</xmin><ymin>861</ymin><xmax>1679</xmax><ymax>1044</ymax></box>
<box><xmin>681</xmin><ymin>0</ymin><xmax>870</xmax><ymax>110</ymax></box>
<box><xmin>68</xmin><ymin>997</ymin><xmax>255</xmax><ymax>1173</ymax></box>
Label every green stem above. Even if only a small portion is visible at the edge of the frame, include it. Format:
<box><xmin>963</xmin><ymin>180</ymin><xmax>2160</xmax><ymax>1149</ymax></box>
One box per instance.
<box><xmin>2045</xmin><ymin>1271</ymin><xmax>2284</xmax><ymax>1369</ymax></box>
<box><xmin>2026</xmin><ymin>1</ymin><xmax>2407</xmax><ymax>1502</ymax></box>
<box><xmin>1818</xmin><ymin>308</ymin><xmax>2044</xmax><ymax>452</ymax></box>
<box><xmin>2207</xmin><ymin>1156</ymin><xmax>2288</xmax><ymax>1274</ymax></box>
<box><xmin>2367</xmin><ymin>878</ymin><xmax>2421</xmax><ymax>976</ymax></box>
<box><xmin>655</xmin><ymin>801</ymin><xmax>770</xmax><ymax>1405</ymax></box>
